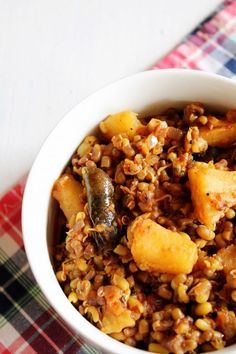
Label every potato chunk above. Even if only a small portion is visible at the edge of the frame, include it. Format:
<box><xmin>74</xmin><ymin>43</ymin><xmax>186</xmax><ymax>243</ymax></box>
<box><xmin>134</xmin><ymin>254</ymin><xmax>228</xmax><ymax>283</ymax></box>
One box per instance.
<box><xmin>188</xmin><ymin>162</ymin><xmax>236</xmax><ymax>230</ymax></box>
<box><xmin>99</xmin><ymin>111</ymin><xmax>142</xmax><ymax>140</ymax></box>
<box><xmin>52</xmin><ymin>174</ymin><xmax>84</xmax><ymax>224</ymax></box>
<box><xmin>101</xmin><ymin>309</ymin><xmax>135</xmax><ymax>334</ymax></box>
<box><xmin>200</xmin><ymin>118</ymin><xmax>236</xmax><ymax>147</ymax></box>
<box><xmin>128</xmin><ymin>217</ymin><xmax>197</xmax><ymax>275</ymax></box>
<box><xmin>77</xmin><ymin>135</ymin><xmax>97</xmax><ymax>157</ymax></box>
<box><xmin>218</xmin><ymin>245</ymin><xmax>236</xmax><ymax>273</ymax></box>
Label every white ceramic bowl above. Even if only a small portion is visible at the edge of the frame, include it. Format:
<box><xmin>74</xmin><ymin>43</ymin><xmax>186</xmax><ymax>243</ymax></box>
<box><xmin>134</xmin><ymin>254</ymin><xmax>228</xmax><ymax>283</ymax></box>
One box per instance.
<box><xmin>22</xmin><ymin>69</ymin><xmax>236</xmax><ymax>354</ymax></box>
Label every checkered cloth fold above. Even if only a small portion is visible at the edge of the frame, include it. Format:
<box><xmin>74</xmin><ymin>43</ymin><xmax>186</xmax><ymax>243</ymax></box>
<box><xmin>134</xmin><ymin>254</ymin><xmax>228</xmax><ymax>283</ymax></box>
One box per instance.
<box><xmin>1</xmin><ymin>1</ymin><xmax>236</xmax><ymax>353</ymax></box>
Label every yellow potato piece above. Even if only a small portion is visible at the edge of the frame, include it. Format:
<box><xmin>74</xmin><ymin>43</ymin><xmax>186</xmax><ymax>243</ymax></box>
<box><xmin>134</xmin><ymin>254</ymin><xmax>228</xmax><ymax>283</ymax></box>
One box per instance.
<box><xmin>101</xmin><ymin>309</ymin><xmax>135</xmax><ymax>334</ymax></box>
<box><xmin>188</xmin><ymin>162</ymin><xmax>236</xmax><ymax>230</ymax></box>
<box><xmin>99</xmin><ymin>111</ymin><xmax>142</xmax><ymax>140</ymax></box>
<box><xmin>200</xmin><ymin>118</ymin><xmax>236</xmax><ymax>147</ymax></box>
<box><xmin>128</xmin><ymin>217</ymin><xmax>197</xmax><ymax>275</ymax></box>
<box><xmin>218</xmin><ymin>245</ymin><xmax>236</xmax><ymax>274</ymax></box>
<box><xmin>77</xmin><ymin>135</ymin><xmax>97</xmax><ymax>157</ymax></box>
<box><xmin>52</xmin><ymin>174</ymin><xmax>84</xmax><ymax>224</ymax></box>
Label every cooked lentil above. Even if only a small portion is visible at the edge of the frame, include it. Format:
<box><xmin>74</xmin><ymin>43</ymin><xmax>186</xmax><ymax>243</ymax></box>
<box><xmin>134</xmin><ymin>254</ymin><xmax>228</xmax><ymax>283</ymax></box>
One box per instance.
<box><xmin>53</xmin><ymin>104</ymin><xmax>236</xmax><ymax>353</ymax></box>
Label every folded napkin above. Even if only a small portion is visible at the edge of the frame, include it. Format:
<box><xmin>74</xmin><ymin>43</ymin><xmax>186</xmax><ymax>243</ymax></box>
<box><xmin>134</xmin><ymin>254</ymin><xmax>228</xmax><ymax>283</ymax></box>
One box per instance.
<box><xmin>1</xmin><ymin>1</ymin><xmax>236</xmax><ymax>353</ymax></box>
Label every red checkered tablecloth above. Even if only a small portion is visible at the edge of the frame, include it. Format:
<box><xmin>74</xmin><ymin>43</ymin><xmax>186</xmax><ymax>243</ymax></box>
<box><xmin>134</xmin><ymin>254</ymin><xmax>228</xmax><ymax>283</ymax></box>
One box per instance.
<box><xmin>1</xmin><ymin>1</ymin><xmax>236</xmax><ymax>353</ymax></box>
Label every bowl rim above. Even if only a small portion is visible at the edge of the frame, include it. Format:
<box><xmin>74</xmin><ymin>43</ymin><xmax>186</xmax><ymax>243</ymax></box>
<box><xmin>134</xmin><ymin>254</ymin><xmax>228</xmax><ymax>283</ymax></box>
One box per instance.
<box><xmin>22</xmin><ymin>68</ymin><xmax>236</xmax><ymax>354</ymax></box>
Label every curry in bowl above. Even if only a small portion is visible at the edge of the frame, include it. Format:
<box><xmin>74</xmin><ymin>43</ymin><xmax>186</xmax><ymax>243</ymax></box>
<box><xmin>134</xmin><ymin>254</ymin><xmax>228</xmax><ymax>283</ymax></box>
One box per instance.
<box><xmin>52</xmin><ymin>104</ymin><xmax>236</xmax><ymax>353</ymax></box>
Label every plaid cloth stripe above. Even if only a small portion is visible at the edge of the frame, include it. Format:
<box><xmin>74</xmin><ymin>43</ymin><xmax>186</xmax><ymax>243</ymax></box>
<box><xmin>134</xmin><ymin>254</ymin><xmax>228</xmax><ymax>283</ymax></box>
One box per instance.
<box><xmin>153</xmin><ymin>0</ymin><xmax>236</xmax><ymax>78</ymax></box>
<box><xmin>1</xmin><ymin>1</ymin><xmax>236</xmax><ymax>353</ymax></box>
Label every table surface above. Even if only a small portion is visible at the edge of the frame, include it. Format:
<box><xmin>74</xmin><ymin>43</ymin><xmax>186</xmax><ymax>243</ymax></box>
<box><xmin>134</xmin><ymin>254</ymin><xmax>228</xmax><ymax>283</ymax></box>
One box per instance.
<box><xmin>0</xmin><ymin>0</ymin><xmax>223</xmax><ymax>197</ymax></box>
